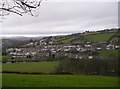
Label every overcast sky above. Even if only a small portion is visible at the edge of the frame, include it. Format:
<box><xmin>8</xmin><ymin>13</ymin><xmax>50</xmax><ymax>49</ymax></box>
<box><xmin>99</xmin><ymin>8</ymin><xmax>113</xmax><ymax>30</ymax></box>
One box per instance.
<box><xmin>0</xmin><ymin>0</ymin><xmax>119</xmax><ymax>37</ymax></box>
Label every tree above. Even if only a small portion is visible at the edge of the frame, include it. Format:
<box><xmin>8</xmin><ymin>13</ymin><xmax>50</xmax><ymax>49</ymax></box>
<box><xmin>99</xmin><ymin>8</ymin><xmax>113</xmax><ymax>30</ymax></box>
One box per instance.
<box><xmin>0</xmin><ymin>0</ymin><xmax>43</xmax><ymax>19</ymax></box>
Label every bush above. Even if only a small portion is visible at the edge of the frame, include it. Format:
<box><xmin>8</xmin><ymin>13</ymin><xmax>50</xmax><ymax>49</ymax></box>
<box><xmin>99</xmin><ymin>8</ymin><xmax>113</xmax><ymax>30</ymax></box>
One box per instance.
<box><xmin>56</xmin><ymin>56</ymin><xmax>119</xmax><ymax>76</ymax></box>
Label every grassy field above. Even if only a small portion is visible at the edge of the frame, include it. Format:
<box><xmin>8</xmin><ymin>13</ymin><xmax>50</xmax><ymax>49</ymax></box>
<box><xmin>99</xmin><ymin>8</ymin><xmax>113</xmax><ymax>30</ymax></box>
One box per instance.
<box><xmin>99</xmin><ymin>50</ymin><xmax>120</xmax><ymax>56</ymax></box>
<box><xmin>2</xmin><ymin>56</ymin><xmax>11</xmax><ymax>61</ymax></box>
<box><xmin>2</xmin><ymin>61</ymin><xmax>119</xmax><ymax>87</ymax></box>
<box><xmin>60</xmin><ymin>36</ymin><xmax>79</xmax><ymax>44</ymax></box>
<box><xmin>51</xmin><ymin>31</ymin><xmax>117</xmax><ymax>44</ymax></box>
<box><xmin>2</xmin><ymin>73</ymin><xmax>118</xmax><ymax>87</ymax></box>
<box><xmin>0</xmin><ymin>73</ymin><xmax>1</xmax><ymax>87</ymax></box>
<box><xmin>2</xmin><ymin>62</ymin><xmax>59</xmax><ymax>73</ymax></box>
<box><xmin>111</xmin><ymin>37</ymin><xmax>120</xmax><ymax>41</ymax></box>
<box><xmin>84</xmin><ymin>32</ymin><xmax>116</xmax><ymax>42</ymax></box>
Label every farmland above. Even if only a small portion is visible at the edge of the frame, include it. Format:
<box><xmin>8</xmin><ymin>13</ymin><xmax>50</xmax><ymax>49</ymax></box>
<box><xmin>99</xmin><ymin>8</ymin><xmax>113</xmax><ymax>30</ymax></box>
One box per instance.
<box><xmin>2</xmin><ymin>61</ymin><xmax>119</xmax><ymax>87</ymax></box>
<box><xmin>84</xmin><ymin>32</ymin><xmax>116</xmax><ymax>42</ymax></box>
<box><xmin>2</xmin><ymin>56</ymin><xmax>10</xmax><ymax>62</ymax></box>
<box><xmin>51</xmin><ymin>31</ymin><xmax>117</xmax><ymax>44</ymax></box>
<box><xmin>60</xmin><ymin>36</ymin><xmax>78</xmax><ymax>44</ymax></box>
<box><xmin>99</xmin><ymin>50</ymin><xmax>120</xmax><ymax>56</ymax></box>
<box><xmin>2</xmin><ymin>73</ymin><xmax>118</xmax><ymax>87</ymax></box>
<box><xmin>1</xmin><ymin>29</ymin><xmax>119</xmax><ymax>87</ymax></box>
<box><xmin>2</xmin><ymin>62</ymin><xmax>59</xmax><ymax>73</ymax></box>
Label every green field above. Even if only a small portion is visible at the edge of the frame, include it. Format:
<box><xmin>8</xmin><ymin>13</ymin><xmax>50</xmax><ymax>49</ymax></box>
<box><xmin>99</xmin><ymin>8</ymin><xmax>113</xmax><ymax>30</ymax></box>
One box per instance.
<box><xmin>2</xmin><ymin>56</ymin><xmax>11</xmax><ymax>61</ymax></box>
<box><xmin>111</xmin><ymin>37</ymin><xmax>120</xmax><ymax>41</ymax></box>
<box><xmin>2</xmin><ymin>62</ymin><xmax>59</xmax><ymax>73</ymax></box>
<box><xmin>84</xmin><ymin>32</ymin><xmax>116</xmax><ymax>42</ymax></box>
<box><xmin>51</xmin><ymin>31</ymin><xmax>117</xmax><ymax>44</ymax></box>
<box><xmin>0</xmin><ymin>73</ymin><xmax>1</xmax><ymax>87</ymax></box>
<box><xmin>2</xmin><ymin>62</ymin><xmax>119</xmax><ymax>87</ymax></box>
<box><xmin>99</xmin><ymin>50</ymin><xmax>120</xmax><ymax>56</ymax></box>
<box><xmin>60</xmin><ymin>36</ymin><xmax>79</xmax><ymax>43</ymax></box>
<box><xmin>2</xmin><ymin>73</ymin><xmax>118</xmax><ymax>87</ymax></box>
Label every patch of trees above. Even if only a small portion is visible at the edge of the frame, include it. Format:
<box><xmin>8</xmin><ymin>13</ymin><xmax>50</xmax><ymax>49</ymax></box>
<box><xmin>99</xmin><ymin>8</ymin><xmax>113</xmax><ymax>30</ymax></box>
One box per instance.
<box><xmin>56</xmin><ymin>56</ymin><xmax>119</xmax><ymax>76</ymax></box>
<box><xmin>2</xmin><ymin>39</ymin><xmax>29</xmax><ymax>48</ymax></box>
<box><xmin>2</xmin><ymin>47</ymin><xmax>7</xmax><ymax>55</ymax></box>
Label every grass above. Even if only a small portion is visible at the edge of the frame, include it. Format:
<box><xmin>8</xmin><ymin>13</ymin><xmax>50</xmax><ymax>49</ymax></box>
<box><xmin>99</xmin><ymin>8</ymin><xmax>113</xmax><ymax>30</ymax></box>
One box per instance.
<box><xmin>111</xmin><ymin>37</ymin><xmax>120</xmax><ymax>41</ymax></box>
<box><xmin>0</xmin><ymin>63</ymin><xmax>1</xmax><ymax>87</ymax></box>
<box><xmin>84</xmin><ymin>32</ymin><xmax>116</xmax><ymax>43</ymax></box>
<box><xmin>60</xmin><ymin>36</ymin><xmax>79</xmax><ymax>43</ymax></box>
<box><xmin>2</xmin><ymin>73</ymin><xmax>118</xmax><ymax>87</ymax></box>
<box><xmin>49</xmin><ymin>36</ymin><xmax>70</xmax><ymax>43</ymax></box>
<box><xmin>51</xmin><ymin>32</ymin><xmax>117</xmax><ymax>44</ymax></box>
<box><xmin>0</xmin><ymin>73</ymin><xmax>1</xmax><ymax>87</ymax></box>
<box><xmin>2</xmin><ymin>62</ymin><xmax>59</xmax><ymax>73</ymax></box>
<box><xmin>99</xmin><ymin>50</ymin><xmax>120</xmax><ymax>56</ymax></box>
<box><xmin>49</xmin><ymin>30</ymin><xmax>118</xmax><ymax>44</ymax></box>
<box><xmin>2</xmin><ymin>56</ymin><xmax>11</xmax><ymax>61</ymax></box>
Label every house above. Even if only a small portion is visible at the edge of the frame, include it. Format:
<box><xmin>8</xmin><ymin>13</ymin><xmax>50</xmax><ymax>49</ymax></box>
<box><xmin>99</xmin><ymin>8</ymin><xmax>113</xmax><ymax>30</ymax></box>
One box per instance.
<box><xmin>106</xmin><ymin>44</ymin><xmax>115</xmax><ymax>50</ymax></box>
<box><xmin>26</xmin><ymin>42</ymin><xmax>34</xmax><ymax>46</ymax></box>
<box><xmin>86</xmin><ymin>41</ymin><xmax>92</xmax><ymax>44</ymax></box>
<box><xmin>115</xmin><ymin>45</ymin><xmax>120</xmax><ymax>49</ymax></box>
<box><xmin>88</xmin><ymin>56</ymin><xmax>93</xmax><ymax>59</ymax></box>
<box><xmin>85</xmin><ymin>44</ymin><xmax>91</xmax><ymax>47</ymax></box>
<box><xmin>49</xmin><ymin>42</ymin><xmax>58</xmax><ymax>45</ymax></box>
<box><xmin>64</xmin><ymin>48</ymin><xmax>70</xmax><ymax>52</ymax></box>
<box><xmin>96</xmin><ymin>47</ymin><xmax>102</xmax><ymax>51</ymax></box>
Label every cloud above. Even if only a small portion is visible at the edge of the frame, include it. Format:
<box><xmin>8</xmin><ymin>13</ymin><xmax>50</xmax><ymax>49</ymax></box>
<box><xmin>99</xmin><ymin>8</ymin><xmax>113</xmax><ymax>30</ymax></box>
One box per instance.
<box><xmin>1</xmin><ymin>2</ymin><xmax>118</xmax><ymax>35</ymax></box>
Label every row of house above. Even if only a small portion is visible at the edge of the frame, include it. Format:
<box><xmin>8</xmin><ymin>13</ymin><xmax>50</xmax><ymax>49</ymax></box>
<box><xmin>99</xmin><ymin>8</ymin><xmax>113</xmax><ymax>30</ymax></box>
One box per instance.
<box><xmin>6</xmin><ymin>40</ymin><xmax>120</xmax><ymax>59</ymax></box>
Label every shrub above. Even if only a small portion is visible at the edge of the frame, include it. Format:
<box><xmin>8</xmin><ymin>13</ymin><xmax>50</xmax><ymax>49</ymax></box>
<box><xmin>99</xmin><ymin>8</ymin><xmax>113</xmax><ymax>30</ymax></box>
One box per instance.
<box><xmin>56</xmin><ymin>56</ymin><xmax>119</xmax><ymax>76</ymax></box>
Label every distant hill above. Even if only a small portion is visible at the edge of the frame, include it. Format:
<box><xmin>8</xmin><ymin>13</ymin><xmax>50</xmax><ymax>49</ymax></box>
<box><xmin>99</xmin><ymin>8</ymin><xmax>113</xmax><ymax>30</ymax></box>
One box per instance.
<box><xmin>2</xmin><ymin>39</ymin><xmax>29</xmax><ymax>48</ymax></box>
<box><xmin>49</xmin><ymin>28</ymin><xmax>119</xmax><ymax>44</ymax></box>
<box><xmin>2</xmin><ymin>36</ymin><xmax>44</xmax><ymax>48</ymax></box>
<box><xmin>2</xmin><ymin>36</ymin><xmax>43</xmax><ymax>41</ymax></box>
<box><xmin>2</xmin><ymin>28</ymin><xmax>119</xmax><ymax>47</ymax></box>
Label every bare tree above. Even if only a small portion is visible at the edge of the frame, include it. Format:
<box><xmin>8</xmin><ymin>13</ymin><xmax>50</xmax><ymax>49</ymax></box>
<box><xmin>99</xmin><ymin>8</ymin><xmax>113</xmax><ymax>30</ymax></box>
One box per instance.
<box><xmin>0</xmin><ymin>0</ymin><xmax>43</xmax><ymax>19</ymax></box>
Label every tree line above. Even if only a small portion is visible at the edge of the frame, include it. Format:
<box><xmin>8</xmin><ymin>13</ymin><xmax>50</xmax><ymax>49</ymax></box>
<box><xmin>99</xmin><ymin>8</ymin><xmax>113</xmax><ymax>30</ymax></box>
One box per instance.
<box><xmin>56</xmin><ymin>56</ymin><xmax>119</xmax><ymax>76</ymax></box>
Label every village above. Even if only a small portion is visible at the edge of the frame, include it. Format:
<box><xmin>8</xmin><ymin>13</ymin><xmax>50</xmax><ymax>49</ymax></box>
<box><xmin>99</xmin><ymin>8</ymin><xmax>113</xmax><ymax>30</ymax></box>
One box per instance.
<box><xmin>1</xmin><ymin>1</ymin><xmax>119</xmax><ymax>87</ymax></box>
<box><xmin>5</xmin><ymin>37</ymin><xmax>120</xmax><ymax>61</ymax></box>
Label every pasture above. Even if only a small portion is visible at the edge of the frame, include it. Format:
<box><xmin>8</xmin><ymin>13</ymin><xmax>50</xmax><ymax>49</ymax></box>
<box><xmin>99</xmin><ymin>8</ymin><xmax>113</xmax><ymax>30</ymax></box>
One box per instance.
<box><xmin>50</xmin><ymin>31</ymin><xmax>117</xmax><ymax>44</ymax></box>
<box><xmin>84</xmin><ymin>32</ymin><xmax>116</xmax><ymax>42</ymax></box>
<box><xmin>2</xmin><ymin>73</ymin><xmax>118</xmax><ymax>87</ymax></box>
<box><xmin>2</xmin><ymin>61</ymin><xmax>119</xmax><ymax>87</ymax></box>
<box><xmin>2</xmin><ymin>61</ymin><xmax>59</xmax><ymax>73</ymax></box>
<box><xmin>99</xmin><ymin>50</ymin><xmax>120</xmax><ymax>56</ymax></box>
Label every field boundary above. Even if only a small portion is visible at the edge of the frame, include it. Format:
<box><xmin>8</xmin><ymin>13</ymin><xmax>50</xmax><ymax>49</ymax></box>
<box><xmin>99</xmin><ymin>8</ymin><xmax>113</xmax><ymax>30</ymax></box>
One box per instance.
<box><xmin>2</xmin><ymin>71</ymin><xmax>119</xmax><ymax>77</ymax></box>
<box><xmin>2</xmin><ymin>71</ymin><xmax>73</xmax><ymax>75</ymax></box>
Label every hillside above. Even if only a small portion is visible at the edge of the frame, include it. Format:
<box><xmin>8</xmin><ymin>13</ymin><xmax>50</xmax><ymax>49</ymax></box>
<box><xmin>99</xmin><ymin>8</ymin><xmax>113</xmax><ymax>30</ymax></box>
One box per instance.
<box><xmin>2</xmin><ymin>28</ymin><xmax>120</xmax><ymax>58</ymax></box>
<box><xmin>49</xmin><ymin>28</ymin><xmax>119</xmax><ymax>44</ymax></box>
<box><xmin>2</xmin><ymin>39</ymin><xmax>29</xmax><ymax>48</ymax></box>
<box><xmin>2</xmin><ymin>28</ymin><xmax>119</xmax><ymax>47</ymax></box>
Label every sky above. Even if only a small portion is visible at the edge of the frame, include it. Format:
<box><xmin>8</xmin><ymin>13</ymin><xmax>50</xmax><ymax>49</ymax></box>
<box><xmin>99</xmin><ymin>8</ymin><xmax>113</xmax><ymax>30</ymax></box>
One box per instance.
<box><xmin>0</xmin><ymin>0</ymin><xmax>119</xmax><ymax>37</ymax></box>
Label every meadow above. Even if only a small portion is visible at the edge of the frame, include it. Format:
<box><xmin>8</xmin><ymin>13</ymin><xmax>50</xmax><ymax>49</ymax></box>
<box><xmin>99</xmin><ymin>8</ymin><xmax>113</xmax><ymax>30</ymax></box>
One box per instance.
<box><xmin>2</xmin><ymin>61</ymin><xmax>119</xmax><ymax>87</ymax></box>
<box><xmin>99</xmin><ymin>50</ymin><xmax>120</xmax><ymax>56</ymax></box>
<box><xmin>2</xmin><ymin>62</ymin><xmax>59</xmax><ymax>73</ymax></box>
<box><xmin>2</xmin><ymin>73</ymin><xmax>118</xmax><ymax>87</ymax></box>
<box><xmin>84</xmin><ymin>32</ymin><xmax>116</xmax><ymax>42</ymax></box>
<box><xmin>50</xmin><ymin>31</ymin><xmax>117</xmax><ymax>44</ymax></box>
<box><xmin>1</xmin><ymin>56</ymin><xmax>10</xmax><ymax>62</ymax></box>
